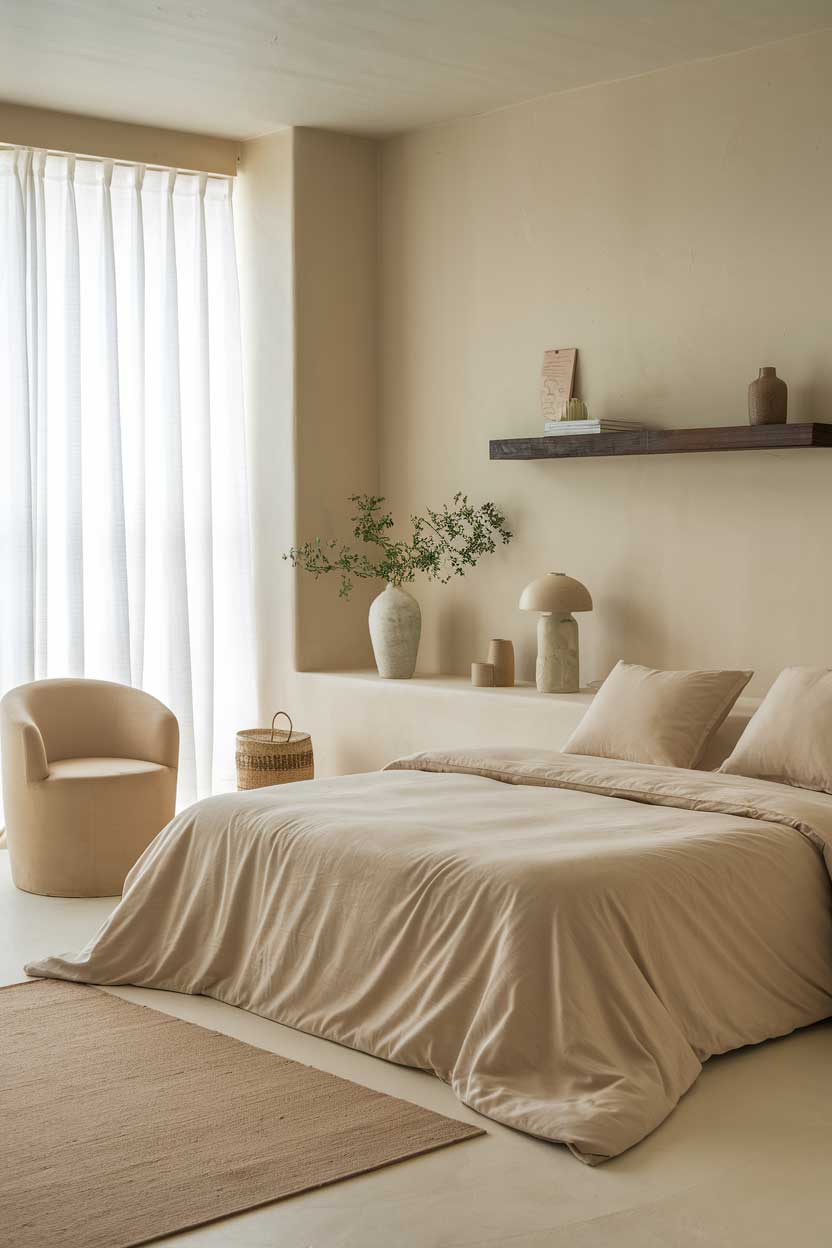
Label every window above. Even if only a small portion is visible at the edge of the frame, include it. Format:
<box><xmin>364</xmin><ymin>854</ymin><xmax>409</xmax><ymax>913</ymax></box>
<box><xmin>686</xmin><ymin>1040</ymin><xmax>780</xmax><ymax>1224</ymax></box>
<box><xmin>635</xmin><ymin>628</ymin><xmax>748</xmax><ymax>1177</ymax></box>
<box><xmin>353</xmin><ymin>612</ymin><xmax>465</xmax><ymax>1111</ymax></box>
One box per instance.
<box><xmin>0</xmin><ymin>148</ymin><xmax>254</xmax><ymax>802</ymax></box>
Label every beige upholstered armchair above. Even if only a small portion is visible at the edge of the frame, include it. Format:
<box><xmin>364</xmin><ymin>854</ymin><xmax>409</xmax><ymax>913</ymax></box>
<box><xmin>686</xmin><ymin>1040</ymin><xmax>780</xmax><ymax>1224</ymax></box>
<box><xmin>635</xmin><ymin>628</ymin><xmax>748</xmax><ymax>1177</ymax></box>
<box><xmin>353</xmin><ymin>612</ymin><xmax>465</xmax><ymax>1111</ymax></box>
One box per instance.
<box><xmin>1</xmin><ymin>679</ymin><xmax>178</xmax><ymax>897</ymax></box>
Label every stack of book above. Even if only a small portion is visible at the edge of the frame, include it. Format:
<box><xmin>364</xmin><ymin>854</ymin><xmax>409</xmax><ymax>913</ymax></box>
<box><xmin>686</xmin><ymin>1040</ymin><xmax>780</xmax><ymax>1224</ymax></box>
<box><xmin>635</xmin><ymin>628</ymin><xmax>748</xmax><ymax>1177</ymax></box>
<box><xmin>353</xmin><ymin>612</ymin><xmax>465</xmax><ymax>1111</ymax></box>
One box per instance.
<box><xmin>543</xmin><ymin>419</ymin><xmax>644</xmax><ymax>436</ymax></box>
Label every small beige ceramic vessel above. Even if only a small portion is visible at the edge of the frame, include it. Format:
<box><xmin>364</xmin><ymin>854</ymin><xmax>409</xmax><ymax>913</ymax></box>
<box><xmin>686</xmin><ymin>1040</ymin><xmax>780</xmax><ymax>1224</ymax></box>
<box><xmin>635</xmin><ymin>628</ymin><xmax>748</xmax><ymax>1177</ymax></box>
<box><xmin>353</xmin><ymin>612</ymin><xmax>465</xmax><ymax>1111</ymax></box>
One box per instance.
<box><xmin>748</xmin><ymin>367</ymin><xmax>787</xmax><ymax>425</ymax></box>
<box><xmin>471</xmin><ymin>662</ymin><xmax>495</xmax><ymax>687</ymax></box>
<box><xmin>487</xmin><ymin>639</ymin><xmax>515</xmax><ymax>687</ymax></box>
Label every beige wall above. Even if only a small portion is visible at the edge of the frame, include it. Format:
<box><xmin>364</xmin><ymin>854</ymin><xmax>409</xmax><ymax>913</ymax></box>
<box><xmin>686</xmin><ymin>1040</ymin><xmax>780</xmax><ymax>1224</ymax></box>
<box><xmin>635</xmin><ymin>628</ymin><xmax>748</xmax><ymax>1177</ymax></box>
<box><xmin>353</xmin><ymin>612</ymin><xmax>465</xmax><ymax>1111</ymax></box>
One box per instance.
<box><xmin>0</xmin><ymin>101</ymin><xmax>239</xmax><ymax>175</ymax></box>
<box><xmin>378</xmin><ymin>29</ymin><xmax>832</xmax><ymax>698</ymax></box>
<box><xmin>292</xmin><ymin>129</ymin><xmax>379</xmax><ymax>673</ymax></box>
<box><xmin>236</xmin><ymin>31</ymin><xmax>832</xmax><ymax>772</ymax></box>
<box><xmin>236</xmin><ymin>127</ymin><xmax>379</xmax><ymax>721</ymax></box>
<box><xmin>12</xmin><ymin>33</ymin><xmax>826</xmax><ymax>769</ymax></box>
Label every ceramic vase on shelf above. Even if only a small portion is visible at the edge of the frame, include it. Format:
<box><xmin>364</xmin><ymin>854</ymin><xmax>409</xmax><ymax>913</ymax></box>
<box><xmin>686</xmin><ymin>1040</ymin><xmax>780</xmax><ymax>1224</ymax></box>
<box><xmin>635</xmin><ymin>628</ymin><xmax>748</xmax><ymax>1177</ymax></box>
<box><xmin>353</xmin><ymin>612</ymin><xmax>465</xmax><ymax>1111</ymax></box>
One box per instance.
<box><xmin>748</xmin><ymin>367</ymin><xmax>787</xmax><ymax>425</ymax></box>
<box><xmin>368</xmin><ymin>584</ymin><xmax>421</xmax><ymax>679</ymax></box>
<box><xmin>487</xmin><ymin>639</ymin><xmax>515</xmax><ymax>687</ymax></box>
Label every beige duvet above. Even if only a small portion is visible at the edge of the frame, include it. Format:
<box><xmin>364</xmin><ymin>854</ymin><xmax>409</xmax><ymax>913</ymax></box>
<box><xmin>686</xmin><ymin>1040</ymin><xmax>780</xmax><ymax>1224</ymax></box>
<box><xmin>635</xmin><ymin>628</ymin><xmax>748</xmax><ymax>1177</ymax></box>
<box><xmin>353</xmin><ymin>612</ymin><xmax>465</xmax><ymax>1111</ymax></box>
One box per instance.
<box><xmin>26</xmin><ymin>749</ymin><xmax>832</xmax><ymax>1163</ymax></box>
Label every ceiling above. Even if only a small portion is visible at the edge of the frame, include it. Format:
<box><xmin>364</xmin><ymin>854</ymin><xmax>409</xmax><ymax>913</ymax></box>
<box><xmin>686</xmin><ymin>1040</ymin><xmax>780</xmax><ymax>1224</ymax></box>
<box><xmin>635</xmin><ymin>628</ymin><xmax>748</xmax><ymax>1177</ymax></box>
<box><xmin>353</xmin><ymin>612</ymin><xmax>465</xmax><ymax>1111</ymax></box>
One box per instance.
<box><xmin>2</xmin><ymin>0</ymin><xmax>832</xmax><ymax>140</ymax></box>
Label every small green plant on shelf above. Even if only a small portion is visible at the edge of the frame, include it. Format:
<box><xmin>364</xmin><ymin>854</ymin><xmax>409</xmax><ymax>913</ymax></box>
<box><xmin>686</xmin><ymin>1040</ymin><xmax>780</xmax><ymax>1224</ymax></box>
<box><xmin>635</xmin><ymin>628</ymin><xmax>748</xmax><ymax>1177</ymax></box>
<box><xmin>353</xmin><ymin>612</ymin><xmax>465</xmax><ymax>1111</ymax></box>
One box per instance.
<box><xmin>283</xmin><ymin>493</ymin><xmax>512</xmax><ymax>599</ymax></box>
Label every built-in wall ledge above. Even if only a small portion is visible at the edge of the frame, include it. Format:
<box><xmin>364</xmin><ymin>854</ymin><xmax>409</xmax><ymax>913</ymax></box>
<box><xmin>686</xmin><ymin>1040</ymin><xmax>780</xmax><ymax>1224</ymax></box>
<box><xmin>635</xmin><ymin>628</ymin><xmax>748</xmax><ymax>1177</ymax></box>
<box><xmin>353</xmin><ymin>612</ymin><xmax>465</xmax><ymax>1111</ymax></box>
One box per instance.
<box><xmin>288</xmin><ymin>668</ymin><xmax>763</xmax><ymax>773</ymax></box>
<box><xmin>297</xmin><ymin>668</ymin><xmax>595</xmax><ymax>703</ymax></box>
<box><xmin>290</xmin><ymin>668</ymin><xmax>759</xmax><ymax>780</ymax></box>
<box><xmin>291</xmin><ymin>668</ymin><xmax>596</xmax><ymax>776</ymax></box>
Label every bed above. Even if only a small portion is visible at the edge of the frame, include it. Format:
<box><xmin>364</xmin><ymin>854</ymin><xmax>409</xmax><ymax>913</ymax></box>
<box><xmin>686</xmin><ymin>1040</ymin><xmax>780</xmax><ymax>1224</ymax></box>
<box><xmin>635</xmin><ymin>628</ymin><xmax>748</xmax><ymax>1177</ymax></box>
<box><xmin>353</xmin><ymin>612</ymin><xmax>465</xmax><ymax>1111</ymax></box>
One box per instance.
<box><xmin>26</xmin><ymin>747</ymin><xmax>832</xmax><ymax>1164</ymax></box>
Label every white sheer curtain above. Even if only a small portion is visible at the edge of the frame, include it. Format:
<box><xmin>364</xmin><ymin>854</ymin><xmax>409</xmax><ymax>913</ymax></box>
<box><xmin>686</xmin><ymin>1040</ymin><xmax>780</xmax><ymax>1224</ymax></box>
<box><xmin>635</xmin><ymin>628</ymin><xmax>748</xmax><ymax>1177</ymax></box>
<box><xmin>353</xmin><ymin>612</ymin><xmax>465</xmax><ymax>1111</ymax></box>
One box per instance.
<box><xmin>0</xmin><ymin>148</ymin><xmax>254</xmax><ymax>805</ymax></box>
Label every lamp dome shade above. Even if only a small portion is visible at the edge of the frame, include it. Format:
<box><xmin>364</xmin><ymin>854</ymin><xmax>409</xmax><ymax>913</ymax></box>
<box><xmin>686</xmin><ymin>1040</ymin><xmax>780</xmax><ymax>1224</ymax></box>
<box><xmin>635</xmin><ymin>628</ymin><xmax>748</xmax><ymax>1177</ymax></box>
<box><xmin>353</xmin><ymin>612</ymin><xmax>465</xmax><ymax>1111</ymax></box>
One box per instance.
<box><xmin>519</xmin><ymin>572</ymin><xmax>592</xmax><ymax>613</ymax></box>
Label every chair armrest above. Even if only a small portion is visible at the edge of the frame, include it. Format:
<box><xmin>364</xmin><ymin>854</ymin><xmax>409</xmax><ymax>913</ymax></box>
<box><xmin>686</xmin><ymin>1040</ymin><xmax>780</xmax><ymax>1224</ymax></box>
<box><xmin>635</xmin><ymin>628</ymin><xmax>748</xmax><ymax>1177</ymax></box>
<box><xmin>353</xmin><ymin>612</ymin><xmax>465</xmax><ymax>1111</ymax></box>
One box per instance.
<box><xmin>20</xmin><ymin>720</ymin><xmax>49</xmax><ymax>781</ymax></box>
<box><xmin>119</xmin><ymin>691</ymin><xmax>180</xmax><ymax>770</ymax></box>
<box><xmin>148</xmin><ymin>706</ymin><xmax>180</xmax><ymax>771</ymax></box>
<box><xmin>0</xmin><ymin>711</ymin><xmax>49</xmax><ymax>784</ymax></box>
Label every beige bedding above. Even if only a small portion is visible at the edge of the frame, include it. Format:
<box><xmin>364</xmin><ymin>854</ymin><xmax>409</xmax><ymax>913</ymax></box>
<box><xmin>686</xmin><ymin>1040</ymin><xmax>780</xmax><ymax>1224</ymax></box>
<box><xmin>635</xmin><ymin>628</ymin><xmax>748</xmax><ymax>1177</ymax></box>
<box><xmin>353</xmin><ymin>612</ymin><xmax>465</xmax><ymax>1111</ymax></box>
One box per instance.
<box><xmin>26</xmin><ymin>748</ymin><xmax>832</xmax><ymax>1164</ymax></box>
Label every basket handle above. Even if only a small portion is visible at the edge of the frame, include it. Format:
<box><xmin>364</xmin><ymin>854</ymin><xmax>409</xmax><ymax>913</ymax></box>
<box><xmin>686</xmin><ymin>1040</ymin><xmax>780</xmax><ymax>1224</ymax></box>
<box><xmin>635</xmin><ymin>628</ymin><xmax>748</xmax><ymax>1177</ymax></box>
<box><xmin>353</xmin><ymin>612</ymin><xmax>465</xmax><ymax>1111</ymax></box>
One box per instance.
<box><xmin>270</xmin><ymin>711</ymin><xmax>293</xmax><ymax>743</ymax></box>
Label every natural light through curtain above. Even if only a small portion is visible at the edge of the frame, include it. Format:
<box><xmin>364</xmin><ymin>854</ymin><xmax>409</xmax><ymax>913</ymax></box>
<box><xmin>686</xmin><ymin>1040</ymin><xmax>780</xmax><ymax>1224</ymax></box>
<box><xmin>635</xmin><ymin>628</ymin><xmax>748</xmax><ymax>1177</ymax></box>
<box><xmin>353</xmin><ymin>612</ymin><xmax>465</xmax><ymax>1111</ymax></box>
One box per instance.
<box><xmin>0</xmin><ymin>148</ymin><xmax>254</xmax><ymax>805</ymax></box>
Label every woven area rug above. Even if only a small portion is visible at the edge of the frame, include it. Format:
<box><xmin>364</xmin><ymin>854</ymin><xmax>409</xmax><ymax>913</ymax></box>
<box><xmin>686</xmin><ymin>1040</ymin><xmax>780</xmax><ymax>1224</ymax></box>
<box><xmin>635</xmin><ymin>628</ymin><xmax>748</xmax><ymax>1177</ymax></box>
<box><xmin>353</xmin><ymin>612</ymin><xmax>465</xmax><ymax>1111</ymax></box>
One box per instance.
<box><xmin>1</xmin><ymin>980</ymin><xmax>483</xmax><ymax>1248</ymax></box>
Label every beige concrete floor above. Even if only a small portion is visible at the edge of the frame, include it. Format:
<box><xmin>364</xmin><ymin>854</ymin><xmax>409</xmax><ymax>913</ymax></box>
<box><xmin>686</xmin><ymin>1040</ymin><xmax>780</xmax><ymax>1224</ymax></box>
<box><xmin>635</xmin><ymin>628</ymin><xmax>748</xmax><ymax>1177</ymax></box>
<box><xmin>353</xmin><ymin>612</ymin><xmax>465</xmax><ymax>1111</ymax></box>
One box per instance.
<box><xmin>2</xmin><ymin>850</ymin><xmax>830</xmax><ymax>1247</ymax></box>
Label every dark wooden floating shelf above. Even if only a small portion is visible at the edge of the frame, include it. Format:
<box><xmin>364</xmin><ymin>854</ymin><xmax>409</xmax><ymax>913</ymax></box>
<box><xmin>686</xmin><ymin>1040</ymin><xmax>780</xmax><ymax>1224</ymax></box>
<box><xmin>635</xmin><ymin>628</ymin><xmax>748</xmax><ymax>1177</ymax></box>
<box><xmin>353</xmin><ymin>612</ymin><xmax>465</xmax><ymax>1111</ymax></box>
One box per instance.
<box><xmin>490</xmin><ymin>422</ymin><xmax>832</xmax><ymax>461</ymax></box>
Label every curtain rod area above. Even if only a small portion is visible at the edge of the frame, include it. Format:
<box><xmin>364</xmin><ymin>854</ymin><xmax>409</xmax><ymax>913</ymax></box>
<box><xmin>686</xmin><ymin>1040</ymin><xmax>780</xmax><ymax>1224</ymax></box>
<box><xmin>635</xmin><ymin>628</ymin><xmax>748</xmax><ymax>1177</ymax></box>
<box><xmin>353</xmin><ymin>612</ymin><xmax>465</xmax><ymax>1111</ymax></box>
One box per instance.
<box><xmin>0</xmin><ymin>102</ymin><xmax>240</xmax><ymax>177</ymax></box>
<box><xmin>0</xmin><ymin>141</ymin><xmax>236</xmax><ymax>179</ymax></box>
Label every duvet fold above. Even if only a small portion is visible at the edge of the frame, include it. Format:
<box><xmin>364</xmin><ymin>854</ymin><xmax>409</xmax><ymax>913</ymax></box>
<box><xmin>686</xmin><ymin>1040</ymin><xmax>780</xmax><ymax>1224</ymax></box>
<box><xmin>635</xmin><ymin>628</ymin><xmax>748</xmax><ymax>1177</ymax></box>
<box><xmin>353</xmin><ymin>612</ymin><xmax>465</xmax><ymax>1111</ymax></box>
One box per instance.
<box><xmin>26</xmin><ymin>748</ymin><xmax>832</xmax><ymax>1163</ymax></box>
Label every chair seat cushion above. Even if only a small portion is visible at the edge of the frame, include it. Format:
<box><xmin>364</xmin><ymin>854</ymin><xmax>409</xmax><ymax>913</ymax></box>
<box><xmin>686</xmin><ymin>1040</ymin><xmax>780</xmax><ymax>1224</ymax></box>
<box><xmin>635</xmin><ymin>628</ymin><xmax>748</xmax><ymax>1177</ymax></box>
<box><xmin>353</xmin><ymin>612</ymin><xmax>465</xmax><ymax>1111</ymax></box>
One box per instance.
<box><xmin>47</xmin><ymin>757</ymin><xmax>168</xmax><ymax>781</ymax></box>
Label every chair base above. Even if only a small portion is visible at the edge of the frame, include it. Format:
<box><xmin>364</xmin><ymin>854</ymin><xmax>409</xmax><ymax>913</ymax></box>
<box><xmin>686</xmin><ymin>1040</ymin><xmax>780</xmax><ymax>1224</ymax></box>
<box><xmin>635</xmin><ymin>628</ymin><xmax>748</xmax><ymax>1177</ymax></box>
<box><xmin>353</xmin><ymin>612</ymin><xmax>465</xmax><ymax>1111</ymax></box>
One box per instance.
<box><xmin>5</xmin><ymin>758</ymin><xmax>177</xmax><ymax>898</ymax></box>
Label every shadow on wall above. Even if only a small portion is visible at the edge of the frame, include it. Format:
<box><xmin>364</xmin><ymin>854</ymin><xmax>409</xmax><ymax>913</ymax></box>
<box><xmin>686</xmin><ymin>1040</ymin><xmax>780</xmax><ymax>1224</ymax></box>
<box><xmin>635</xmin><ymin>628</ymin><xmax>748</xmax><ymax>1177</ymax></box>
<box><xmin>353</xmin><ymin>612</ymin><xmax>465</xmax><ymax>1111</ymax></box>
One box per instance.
<box><xmin>794</xmin><ymin>361</ymin><xmax>832</xmax><ymax>421</ymax></box>
<box><xmin>436</xmin><ymin>598</ymin><xmax>477</xmax><ymax>676</ymax></box>
<box><xmin>595</xmin><ymin>593</ymin><xmax>670</xmax><ymax>676</ymax></box>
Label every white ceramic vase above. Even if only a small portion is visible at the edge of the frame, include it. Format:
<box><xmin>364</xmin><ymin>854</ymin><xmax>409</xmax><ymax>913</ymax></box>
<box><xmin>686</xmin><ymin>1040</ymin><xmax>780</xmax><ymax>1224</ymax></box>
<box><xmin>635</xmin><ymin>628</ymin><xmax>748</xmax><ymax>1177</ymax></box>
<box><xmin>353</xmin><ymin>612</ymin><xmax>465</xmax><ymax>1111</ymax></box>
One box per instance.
<box><xmin>369</xmin><ymin>583</ymin><xmax>421</xmax><ymax>679</ymax></box>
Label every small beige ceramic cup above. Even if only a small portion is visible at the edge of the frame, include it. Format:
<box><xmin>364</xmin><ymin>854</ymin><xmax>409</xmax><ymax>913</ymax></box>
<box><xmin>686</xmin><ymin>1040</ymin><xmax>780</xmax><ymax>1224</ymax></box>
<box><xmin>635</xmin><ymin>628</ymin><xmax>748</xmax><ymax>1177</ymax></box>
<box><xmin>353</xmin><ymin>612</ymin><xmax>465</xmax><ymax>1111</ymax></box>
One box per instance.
<box><xmin>487</xmin><ymin>639</ymin><xmax>515</xmax><ymax>687</ymax></box>
<box><xmin>471</xmin><ymin>662</ymin><xmax>495</xmax><ymax>687</ymax></box>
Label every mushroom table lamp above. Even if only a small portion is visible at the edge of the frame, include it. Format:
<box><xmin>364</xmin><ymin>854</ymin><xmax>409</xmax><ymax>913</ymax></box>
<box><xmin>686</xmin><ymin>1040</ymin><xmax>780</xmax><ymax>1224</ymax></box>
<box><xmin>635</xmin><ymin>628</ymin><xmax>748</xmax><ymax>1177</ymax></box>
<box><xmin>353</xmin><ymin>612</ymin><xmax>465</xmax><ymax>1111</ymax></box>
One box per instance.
<box><xmin>519</xmin><ymin>572</ymin><xmax>593</xmax><ymax>694</ymax></box>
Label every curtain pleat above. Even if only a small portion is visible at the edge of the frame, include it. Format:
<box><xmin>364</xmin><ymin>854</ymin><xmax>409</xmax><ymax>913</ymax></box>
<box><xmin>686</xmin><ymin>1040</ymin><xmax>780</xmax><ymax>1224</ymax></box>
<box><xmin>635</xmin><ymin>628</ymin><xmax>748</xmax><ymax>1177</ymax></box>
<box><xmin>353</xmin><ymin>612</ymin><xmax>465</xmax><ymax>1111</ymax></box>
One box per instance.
<box><xmin>26</xmin><ymin>152</ymin><xmax>49</xmax><ymax>679</ymax></box>
<box><xmin>97</xmin><ymin>161</ymin><xmax>131</xmax><ymax>682</ymax></box>
<box><xmin>177</xmin><ymin>174</ymin><xmax>215</xmax><ymax>799</ymax></box>
<box><xmin>74</xmin><ymin>158</ymin><xmax>131</xmax><ymax>683</ymax></box>
<box><xmin>61</xmin><ymin>157</ymin><xmax>85</xmax><ymax>675</ymax></box>
<box><xmin>0</xmin><ymin>150</ymin><xmax>34</xmax><ymax>689</ymax></box>
<box><xmin>144</xmin><ymin>169</ymin><xmax>196</xmax><ymax>799</ymax></box>
<box><xmin>205</xmin><ymin>177</ymin><xmax>255</xmax><ymax>760</ymax></box>
<box><xmin>116</xmin><ymin>163</ymin><xmax>147</xmax><ymax>690</ymax></box>
<box><xmin>0</xmin><ymin>148</ymin><xmax>254</xmax><ymax>809</ymax></box>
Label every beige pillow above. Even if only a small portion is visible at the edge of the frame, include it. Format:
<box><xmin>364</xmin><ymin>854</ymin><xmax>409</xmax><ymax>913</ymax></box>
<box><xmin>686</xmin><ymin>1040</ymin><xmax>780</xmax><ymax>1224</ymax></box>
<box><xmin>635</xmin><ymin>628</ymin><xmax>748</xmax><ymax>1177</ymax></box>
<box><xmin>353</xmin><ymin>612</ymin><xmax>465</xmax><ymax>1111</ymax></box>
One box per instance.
<box><xmin>563</xmin><ymin>661</ymin><xmax>753</xmax><ymax>769</ymax></box>
<box><xmin>719</xmin><ymin>666</ymin><xmax>832</xmax><ymax>793</ymax></box>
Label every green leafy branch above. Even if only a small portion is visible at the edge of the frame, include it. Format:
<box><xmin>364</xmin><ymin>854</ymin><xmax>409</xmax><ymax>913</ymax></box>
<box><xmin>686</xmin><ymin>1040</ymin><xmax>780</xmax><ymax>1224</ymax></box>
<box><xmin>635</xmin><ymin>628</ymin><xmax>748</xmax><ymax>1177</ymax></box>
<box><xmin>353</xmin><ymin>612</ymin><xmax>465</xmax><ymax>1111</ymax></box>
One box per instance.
<box><xmin>283</xmin><ymin>493</ymin><xmax>512</xmax><ymax>599</ymax></box>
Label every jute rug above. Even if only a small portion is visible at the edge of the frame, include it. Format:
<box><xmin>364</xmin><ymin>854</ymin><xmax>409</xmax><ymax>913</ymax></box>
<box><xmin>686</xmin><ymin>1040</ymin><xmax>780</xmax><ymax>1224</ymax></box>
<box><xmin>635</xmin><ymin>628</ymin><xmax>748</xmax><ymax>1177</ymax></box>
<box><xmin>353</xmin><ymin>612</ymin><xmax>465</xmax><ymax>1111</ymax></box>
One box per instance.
<box><xmin>1</xmin><ymin>980</ymin><xmax>483</xmax><ymax>1248</ymax></box>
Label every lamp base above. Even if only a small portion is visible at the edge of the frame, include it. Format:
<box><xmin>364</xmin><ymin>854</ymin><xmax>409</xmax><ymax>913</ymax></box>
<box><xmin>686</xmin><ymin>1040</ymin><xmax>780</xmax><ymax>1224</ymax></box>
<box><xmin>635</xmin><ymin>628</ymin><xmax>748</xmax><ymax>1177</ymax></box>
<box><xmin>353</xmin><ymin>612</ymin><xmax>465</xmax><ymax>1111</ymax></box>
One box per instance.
<box><xmin>536</xmin><ymin>612</ymin><xmax>580</xmax><ymax>694</ymax></box>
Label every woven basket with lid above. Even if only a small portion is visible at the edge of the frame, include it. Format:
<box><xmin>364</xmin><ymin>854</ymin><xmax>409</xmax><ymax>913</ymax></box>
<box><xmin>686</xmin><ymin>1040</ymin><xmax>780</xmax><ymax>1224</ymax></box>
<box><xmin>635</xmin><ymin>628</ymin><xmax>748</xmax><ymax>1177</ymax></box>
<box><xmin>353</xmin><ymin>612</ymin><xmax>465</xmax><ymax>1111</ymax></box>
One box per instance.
<box><xmin>235</xmin><ymin>712</ymin><xmax>314</xmax><ymax>791</ymax></box>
